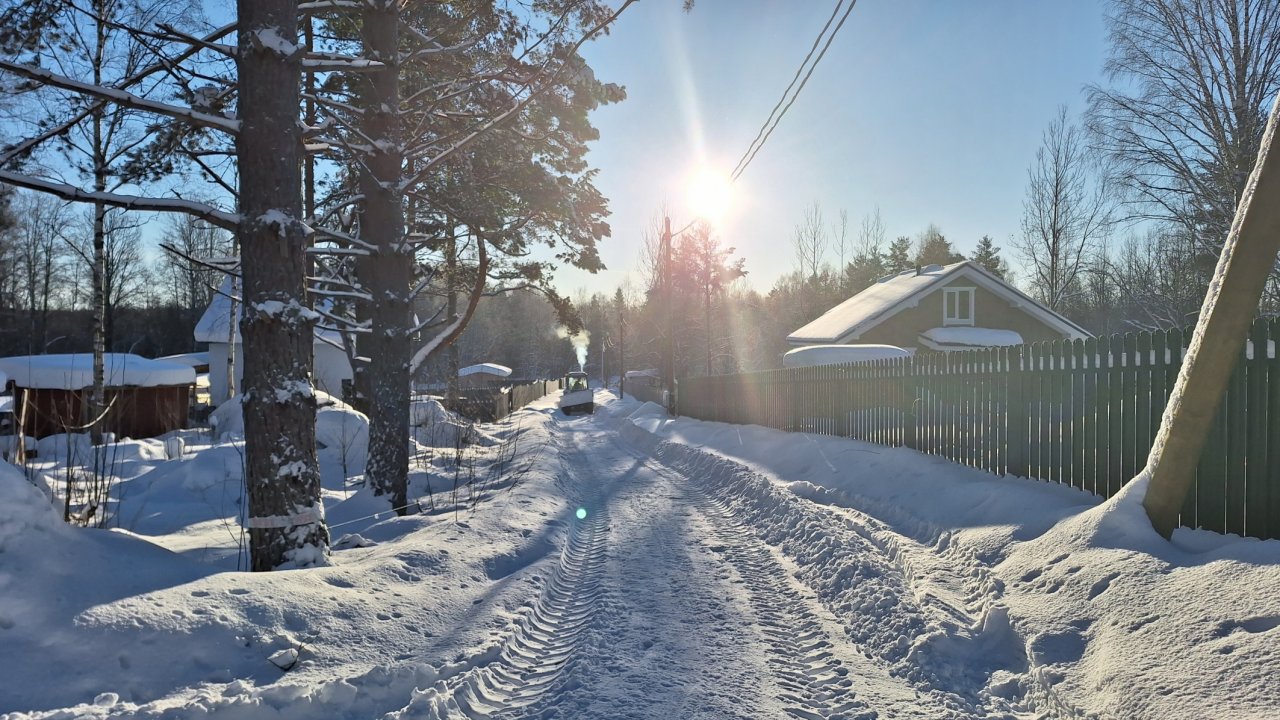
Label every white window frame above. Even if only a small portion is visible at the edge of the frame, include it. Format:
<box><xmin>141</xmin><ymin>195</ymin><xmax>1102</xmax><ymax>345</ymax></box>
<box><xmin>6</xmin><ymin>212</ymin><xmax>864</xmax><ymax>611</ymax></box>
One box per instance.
<box><xmin>943</xmin><ymin>287</ymin><xmax>975</xmax><ymax>326</ymax></box>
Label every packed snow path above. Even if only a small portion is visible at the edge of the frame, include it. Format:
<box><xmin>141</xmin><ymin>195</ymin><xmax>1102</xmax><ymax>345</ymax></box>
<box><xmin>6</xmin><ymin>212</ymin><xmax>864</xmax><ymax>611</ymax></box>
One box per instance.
<box><xmin>411</xmin><ymin>403</ymin><xmax>968</xmax><ymax>720</ymax></box>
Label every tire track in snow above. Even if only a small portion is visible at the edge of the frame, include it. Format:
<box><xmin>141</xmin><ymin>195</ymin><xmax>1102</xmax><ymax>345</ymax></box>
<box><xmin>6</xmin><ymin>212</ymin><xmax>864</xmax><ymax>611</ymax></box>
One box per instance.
<box><xmin>692</xmin><ymin>491</ymin><xmax>873</xmax><ymax>720</ymax></box>
<box><xmin>392</xmin><ymin>448</ymin><xmax>609</xmax><ymax>718</ymax></box>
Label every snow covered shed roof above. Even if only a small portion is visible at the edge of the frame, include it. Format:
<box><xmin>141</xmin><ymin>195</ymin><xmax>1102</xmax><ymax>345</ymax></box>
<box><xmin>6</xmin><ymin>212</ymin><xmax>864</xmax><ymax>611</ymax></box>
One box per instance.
<box><xmin>787</xmin><ymin>261</ymin><xmax>1090</xmax><ymax>346</ymax></box>
<box><xmin>157</xmin><ymin>352</ymin><xmax>210</xmax><ymax>369</ymax></box>
<box><xmin>0</xmin><ymin>353</ymin><xmax>197</xmax><ymax>390</ymax></box>
<box><xmin>782</xmin><ymin>344</ymin><xmax>911</xmax><ymax>369</ymax></box>
<box><xmin>0</xmin><ymin>368</ymin><xmax>7</xmax><ymax>389</ymax></box>
<box><xmin>459</xmin><ymin>363</ymin><xmax>512</xmax><ymax>378</ymax></box>
<box><xmin>624</xmin><ymin>369</ymin><xmax>660</xmax><ymax>379</ymax></box>
<box><xmin>918</xmin><ymin>327</ymin><xmax>1024</xmax><ymax>350</ymax></box>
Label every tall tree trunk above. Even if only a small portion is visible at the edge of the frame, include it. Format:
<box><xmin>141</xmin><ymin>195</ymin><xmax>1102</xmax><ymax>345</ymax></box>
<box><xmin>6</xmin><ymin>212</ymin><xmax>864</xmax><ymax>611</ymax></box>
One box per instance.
<box><xmin>446</xmin><ymin>232</ymin><xmax>459</xmax><ymax>405</ymax></box>
<box><xmin>236</xmin><ymin>0</ymin><xmax>327</xmax><ymax>570</ymax></box>
<box><xmin>89</xmin><ymin>1</ymin><xmax>106</xmax><ymax>445</ymax></box>
<box><xmin>358</xmin><ymin>0</ymin><xmax>411</xmax><ymax>514</ymax></box>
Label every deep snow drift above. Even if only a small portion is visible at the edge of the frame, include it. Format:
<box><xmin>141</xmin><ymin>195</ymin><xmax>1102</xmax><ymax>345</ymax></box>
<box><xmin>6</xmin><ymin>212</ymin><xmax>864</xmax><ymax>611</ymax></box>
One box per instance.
<box><xmin>0</xmin><ymin>391</ymin><xmax>1275</xmax><ymax>719</ymax></box>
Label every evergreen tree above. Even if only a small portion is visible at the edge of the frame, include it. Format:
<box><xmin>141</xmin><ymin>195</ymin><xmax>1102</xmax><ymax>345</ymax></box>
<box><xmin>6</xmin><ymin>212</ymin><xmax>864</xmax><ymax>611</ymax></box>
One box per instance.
<box><xmin>843</xmin><ymin>249</ymin><xmax>887</xmax><ymax>295</ymax></box>
<box><xmin>970</xmin><ymin>235</ymin><xmax>1009</xmax><ymax>278</ymax></box>
<box><xmin>914</xmin><ymin>224</ymin><xmax>965</xmax><ymax>266</ymax></box>
<box><xmin>885</xmin><ymin>236</ymin><xmax>913</xmax><ymax>272</ymax></box>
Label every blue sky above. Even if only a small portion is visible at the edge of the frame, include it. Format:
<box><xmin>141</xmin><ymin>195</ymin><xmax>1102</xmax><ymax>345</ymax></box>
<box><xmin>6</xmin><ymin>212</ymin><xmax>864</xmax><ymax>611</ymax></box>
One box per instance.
<box><xmin>556</xmin><ymin>0</ymin><xmax>1111</xmax><ymax>297</ymax></box>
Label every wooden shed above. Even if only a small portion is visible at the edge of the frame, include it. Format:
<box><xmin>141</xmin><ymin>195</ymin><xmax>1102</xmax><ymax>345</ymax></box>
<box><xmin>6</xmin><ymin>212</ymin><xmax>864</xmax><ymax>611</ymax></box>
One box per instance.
<box><xmin>0</xmin><ymin>353</ymin><xmax>196</xmax><ymax>439</ymax></box>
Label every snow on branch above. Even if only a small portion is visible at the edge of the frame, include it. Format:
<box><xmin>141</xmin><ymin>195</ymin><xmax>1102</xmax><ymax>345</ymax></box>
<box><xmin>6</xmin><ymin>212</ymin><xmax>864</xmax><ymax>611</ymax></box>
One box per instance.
<box><xmin>297</xmin><ymin>0</ymin><xmax>363</xmax><ymax>12</ymax></box>
<box><xmin>0</xmin><ymin>60</ymin><xmax>240</xmax><ymax>134</ymax></box>
<box><xmin>302</xmin><ymin>53</ymin><xmax>386</xmax><ymax>73</ymax></box>
<box><xmin>408</xmin><ymin>238</ymin><xmax>489</xmax><ymax>374</ymax></box>
<box><xmin>0</xmin><ymin>170</ymin><xmax>239</xmax><ymax>229</ymax></box>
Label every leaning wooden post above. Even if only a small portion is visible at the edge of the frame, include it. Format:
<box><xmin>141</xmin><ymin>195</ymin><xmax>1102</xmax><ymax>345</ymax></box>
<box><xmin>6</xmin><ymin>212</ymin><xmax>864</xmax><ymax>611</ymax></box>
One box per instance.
<box><xmin>1144</xmin><ymin>94</ymin><xmax>1280</xmax><ymax>538</ymax></box>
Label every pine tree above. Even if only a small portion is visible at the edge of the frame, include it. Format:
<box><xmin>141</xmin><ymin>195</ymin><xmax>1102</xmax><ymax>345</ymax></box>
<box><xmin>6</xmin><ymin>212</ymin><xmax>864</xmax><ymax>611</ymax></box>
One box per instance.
<box><xmin>914</xmin><ymin>224</ymin><xmax>965</xmax><ymax>266</ymax></box>
<box><xmin>970</xmin><ymin>235</ymin><xmax>1009</xmax><ymax>278</ymax></box>
<box><xmin>886</xmin><ymin>236</ymin><xmax>913</xmax><ymax>272</ymax></box>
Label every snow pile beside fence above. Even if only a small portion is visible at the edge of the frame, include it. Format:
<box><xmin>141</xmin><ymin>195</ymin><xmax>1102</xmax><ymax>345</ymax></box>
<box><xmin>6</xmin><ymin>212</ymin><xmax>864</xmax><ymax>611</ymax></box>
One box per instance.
<box><xmin>617</xmin><ymin>399</ymin><xmax>1280</xmax><ymax>719</ymax></box>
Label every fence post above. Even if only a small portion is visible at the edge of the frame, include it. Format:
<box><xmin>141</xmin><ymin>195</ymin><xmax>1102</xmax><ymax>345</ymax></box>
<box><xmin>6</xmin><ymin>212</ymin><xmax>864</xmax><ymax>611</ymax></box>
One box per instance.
<box><xmin>1006</xmin><ymin>345</ymin><xmax>1029</xmax><ymax>478</ymax></box>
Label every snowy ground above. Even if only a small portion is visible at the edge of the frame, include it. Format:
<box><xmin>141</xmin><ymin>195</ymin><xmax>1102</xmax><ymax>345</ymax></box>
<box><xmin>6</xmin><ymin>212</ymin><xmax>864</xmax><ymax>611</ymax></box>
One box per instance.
<box><xmin>1</xmin><ymin>391</ymin><xmax>1277</xmax><ymax>719</ymax></box>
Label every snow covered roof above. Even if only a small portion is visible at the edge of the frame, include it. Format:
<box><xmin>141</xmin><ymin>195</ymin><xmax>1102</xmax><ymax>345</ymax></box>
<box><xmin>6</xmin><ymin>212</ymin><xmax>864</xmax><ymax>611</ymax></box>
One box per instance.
<box><xmin>787</xmin><ymin>261</ymin><xmax>1090</xmax><ymax>346</ymax></box>
<box><xmin>459</xmin><ymin>363</ymin><xmax>512</xmax><ymax>378</ymax></box>
<box><xmin>195</xmin><ymin>276</ymin><xmax>345</xmax><ymax>347</ymax></box>
<box><xmin>624</xmin><ymin>369</ymin><xmax>660</xmax><ymax>379</ymax></box>
<box><xmin>782</xmin><ymin>344</ymin><xmax>911</xmax><ymax>369</ymax></box>
<box><xmin>0</xmin><ymin>395</ymin><xmax>11</xmax><ymax>414</ymax></box>
<box><xmin>0</xmin><ymin>368</ymin><xmax>7</xmax><ymax>389</ymax></box>
<box><xmin>157</xmin><ymin>352</ymin><xmax>210</xmax><ymax>369</ymax></box>
<box><xmin>918</xmin><ymin>327</ymin><xmax>1024</xmax><ymax>350</ymax></box>
<box><xmin>0</xmin><ymin>353</ymin><xmax>197</xmax><ymax>390</ymax></box>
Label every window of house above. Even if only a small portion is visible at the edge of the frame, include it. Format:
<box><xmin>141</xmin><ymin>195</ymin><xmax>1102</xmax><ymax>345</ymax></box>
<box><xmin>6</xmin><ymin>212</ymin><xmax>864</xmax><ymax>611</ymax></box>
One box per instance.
<box><xmin>943</xmin><ymin>287</ymin><xmax>974</xmax><ymax>326</ymax></box>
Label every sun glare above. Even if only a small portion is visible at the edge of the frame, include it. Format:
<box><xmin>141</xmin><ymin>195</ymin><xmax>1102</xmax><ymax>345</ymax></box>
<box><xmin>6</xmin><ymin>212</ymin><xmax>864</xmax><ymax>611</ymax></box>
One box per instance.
<box><xmin>685</xmin><ymin>166</ymin><xmax>733</xmax><ymax>224</ymax></box>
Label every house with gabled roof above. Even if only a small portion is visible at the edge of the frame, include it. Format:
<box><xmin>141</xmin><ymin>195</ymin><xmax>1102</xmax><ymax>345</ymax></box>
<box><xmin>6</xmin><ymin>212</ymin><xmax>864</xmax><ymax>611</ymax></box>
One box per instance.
<box><xmin>787</xmin><ymin>260</ymin><xmax>1090</xmax><ymax>352</ymax></box>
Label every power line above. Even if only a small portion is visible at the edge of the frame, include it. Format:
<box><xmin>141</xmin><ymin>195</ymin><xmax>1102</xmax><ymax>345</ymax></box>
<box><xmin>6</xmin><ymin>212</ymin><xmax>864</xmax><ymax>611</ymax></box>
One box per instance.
<box><xmin>729</xmin><ymin>0</ymin><xmax>858</xmax><ymax>183</ymax></box>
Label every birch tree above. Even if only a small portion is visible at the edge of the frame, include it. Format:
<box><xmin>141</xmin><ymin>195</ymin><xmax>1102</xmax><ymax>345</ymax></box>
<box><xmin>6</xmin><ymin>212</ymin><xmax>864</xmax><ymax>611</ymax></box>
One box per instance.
<box><xmin>1088</xmin><ymin>0</ymin><xmax>1280</xmax><ymax>250</ymax></box>
<box><xmin>1016</xmin><ymin>106</ymin><xmax>1112</xmax><ymax>312</ymax></box>
<box><xmin>0</xmin><ymin>1</ymin><xmax>329</xmax><ymax>569</ymax></box>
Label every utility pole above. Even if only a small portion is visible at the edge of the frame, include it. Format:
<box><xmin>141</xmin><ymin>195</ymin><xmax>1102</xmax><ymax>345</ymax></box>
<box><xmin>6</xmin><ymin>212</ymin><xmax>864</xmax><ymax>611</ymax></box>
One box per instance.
<box><xmin>1143</xmin><ymin>93</ymin><xmax>1280</xmax><ymax>537</ymax></box>
<box><xmin>663</xmin><ymin>215</ymin><xmax>674</xmax><ymax>412</ymax></box>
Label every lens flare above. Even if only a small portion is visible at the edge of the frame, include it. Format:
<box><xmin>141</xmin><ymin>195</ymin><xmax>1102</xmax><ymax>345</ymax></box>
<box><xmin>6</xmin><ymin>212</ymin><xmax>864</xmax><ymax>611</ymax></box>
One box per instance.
<box><xmin>575</xmin><ymin>507</ymin><xmax>588</xmax><ymax>520</ymax></box>
<box><xmin>685</xmin><ymin>166</ymin><xmax>732</xmax><ymax>224</ymax></box>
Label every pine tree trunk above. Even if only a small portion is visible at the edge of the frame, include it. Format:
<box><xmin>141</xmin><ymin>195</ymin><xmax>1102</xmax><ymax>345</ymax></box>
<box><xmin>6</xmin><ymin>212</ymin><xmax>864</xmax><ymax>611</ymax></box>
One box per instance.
<box><xmin>358</xmin><ymin>0</ymin><xmax>411</xmax><ymax>514</ymax></box>
<box><xmin>236</xmin><ymin>0</ymin><xmax>327</xmax><ymax>570</ymax></box>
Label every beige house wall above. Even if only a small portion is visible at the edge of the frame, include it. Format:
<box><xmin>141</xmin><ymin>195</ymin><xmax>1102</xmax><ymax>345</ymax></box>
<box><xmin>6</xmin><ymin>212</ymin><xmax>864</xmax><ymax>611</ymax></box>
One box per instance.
<box><xmin>852</xmin><ymin>277</ymin><xmax>1069</xmax><ymax>348</ymax></box>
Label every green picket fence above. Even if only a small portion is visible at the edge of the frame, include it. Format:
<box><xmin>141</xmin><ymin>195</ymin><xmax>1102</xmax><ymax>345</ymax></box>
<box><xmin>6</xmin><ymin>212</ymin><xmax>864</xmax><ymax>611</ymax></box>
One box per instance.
<box><xmin>677</xmin><ymin>318</ymin><xmax>1280</xmax><ymax>541</ymax></box>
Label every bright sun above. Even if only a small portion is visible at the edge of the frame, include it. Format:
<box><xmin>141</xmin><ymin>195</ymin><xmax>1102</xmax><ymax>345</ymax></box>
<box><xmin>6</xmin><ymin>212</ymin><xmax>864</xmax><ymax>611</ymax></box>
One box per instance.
<box><xmin>685</xmin><ymin>166</ymin><xmax>733</xmax><ymax>224</ymax></box>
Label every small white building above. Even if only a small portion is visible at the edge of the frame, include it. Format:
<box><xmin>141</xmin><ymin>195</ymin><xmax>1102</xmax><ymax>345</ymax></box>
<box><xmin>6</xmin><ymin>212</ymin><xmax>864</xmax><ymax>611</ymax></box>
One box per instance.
<box><xmin>457</xmin><ymin>362</ymin><xmax>512</xmax><ymax>389</ymax></box>
<box><xmin>195</xmin><ymin>278</ymin><xmax>353</xmax><ymax>404</ymax></box>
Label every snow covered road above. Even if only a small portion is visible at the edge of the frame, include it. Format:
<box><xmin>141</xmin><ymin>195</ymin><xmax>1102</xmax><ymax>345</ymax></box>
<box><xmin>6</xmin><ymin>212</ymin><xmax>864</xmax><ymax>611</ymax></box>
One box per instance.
<box><xmin>414</xmin><ymin>401</ymin><xmax>996</xmax><ymax>719</ymax></box>
<box><xmin>5</xmin><ymin>390</ymin><xmax>1277</xmax><ymax>719</ymax></box>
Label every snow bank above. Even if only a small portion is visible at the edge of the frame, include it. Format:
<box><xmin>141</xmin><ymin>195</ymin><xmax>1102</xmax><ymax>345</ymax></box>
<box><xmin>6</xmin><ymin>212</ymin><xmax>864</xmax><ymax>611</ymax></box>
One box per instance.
<box><xmin>0</xmin><ymin>353</ymin><xmax>196</xmax><ymax>390</ymax></box>
<box><xmin>409</xmin><ymin>397</ymin><xmax>498</xmax><ymax>448</ymax></box>
<box><xmin>0</xmin><ymin>460</ymin><xmax>64</xmax><ymax>550</ymax></box>
<box><xmin>616</xmin><ymin>399</ymin><xmax>1280</xmax><ymax>719</ymax></box>
<box><xmin>782</xmin><ymin>344</ymin><xmax>910</xmax><ymax>368</ymax></box>
<box><xmin>210</xmin><ymin>392</ymin><xmax>370</xmax><ymax>473</ymax></box>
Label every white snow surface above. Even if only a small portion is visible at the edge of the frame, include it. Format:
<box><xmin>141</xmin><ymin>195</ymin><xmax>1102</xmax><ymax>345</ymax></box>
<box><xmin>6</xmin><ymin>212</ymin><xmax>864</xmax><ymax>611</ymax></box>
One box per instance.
<box><xmin>0</xmin><ymin>368</ymin><xmax>8</xmax><ymax>388</ymax></box>
<box><xmin>0</xmin><ymin>392</ymin><xmax>1275</xmax><ymax>719</ymax></box>
<box><xmin>457</xmin><ymin>363</ymin><xmax>512</xmax><ymax>378</ymax></box>
<box><xmin>782</xmin><ymin>344</ymin><xmax>911</xmax><ymax>368</ymax></box>
<box><xmin>0</xmin><ymin>353</ymin><xmax>196</xmax><ymax>390</ymax></box>
<box><xmin>920</xmin><ymin>327</ymin><xmax>1025</xmax><ymax>347</ymax></box>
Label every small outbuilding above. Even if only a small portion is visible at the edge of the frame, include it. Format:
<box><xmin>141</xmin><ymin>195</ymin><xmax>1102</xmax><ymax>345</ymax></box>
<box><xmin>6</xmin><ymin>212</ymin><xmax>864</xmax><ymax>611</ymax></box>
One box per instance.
<box><xmin>458</xmin><ymin>363</ymin><xmax>512</xmax><ymax>389</ymax></box>
<box><xmin>0</xmin><ymin>353</ymin><xmax>196</xmax><ymax>439</ymax></box>
<box><xmin>195</xmin><ymin>277</ymin><xmax>353</xmax><ymax>403</ymax></box>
